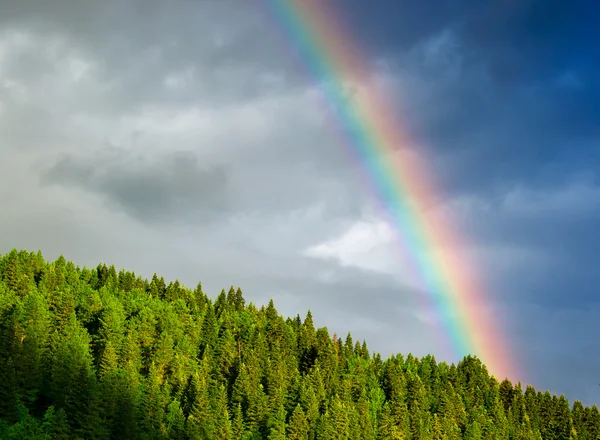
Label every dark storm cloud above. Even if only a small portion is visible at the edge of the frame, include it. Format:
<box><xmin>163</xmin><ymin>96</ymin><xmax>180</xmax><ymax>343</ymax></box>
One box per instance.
<box><xmin>40</xmin><ymin>150</ymin><xmax>230</xmax><ymax>224</ymax></box>
<box><xmin>338</xmin><ymin>0</ymin><xmax>600</xmax><ymax>196</ymax></box>
<box><xmin>511</xmin><ymin>303</ymin><xmax>600</xmax><ymax>406</ymax></box>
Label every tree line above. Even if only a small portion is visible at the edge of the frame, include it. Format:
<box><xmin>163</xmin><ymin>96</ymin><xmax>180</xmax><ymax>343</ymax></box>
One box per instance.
<box><xmin>0</xmin><ymin>248</ymin><xmax>598</xmax><ymax>439</ymax></box>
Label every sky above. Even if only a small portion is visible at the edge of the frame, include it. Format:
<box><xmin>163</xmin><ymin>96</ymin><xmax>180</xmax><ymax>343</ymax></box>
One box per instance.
<box><xmin>1</xmin><ymin>0</ymin><xmax>599</xmax><ymax>404</ymax></box>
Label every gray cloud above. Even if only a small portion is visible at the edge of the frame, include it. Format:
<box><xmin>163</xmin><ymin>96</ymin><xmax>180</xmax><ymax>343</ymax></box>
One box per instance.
<box><xmin>40</xmin><ymin>149</ymin><xmax>230</xmax><ymax>224</ymax></box>
<box><xmin>511</xmin><ymin>303</ymin><xmax>600</xmax><ymax>406</ymax></box>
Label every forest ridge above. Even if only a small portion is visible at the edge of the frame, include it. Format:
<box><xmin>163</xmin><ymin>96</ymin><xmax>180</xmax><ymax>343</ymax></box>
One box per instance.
<box><xmin>0</xmin><ymin>249</ymin><xmax>598</xmax><ymax>439</ymax></box>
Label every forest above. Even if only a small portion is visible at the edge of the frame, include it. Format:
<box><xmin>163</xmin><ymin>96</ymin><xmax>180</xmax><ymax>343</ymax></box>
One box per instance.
<box><xmin>0</xmin><ymin>248</ymin><xmax>598</xmax><ymax>439</ymax></box>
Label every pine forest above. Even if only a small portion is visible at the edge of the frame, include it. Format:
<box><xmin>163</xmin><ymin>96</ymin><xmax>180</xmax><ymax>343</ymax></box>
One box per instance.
<box><xmin>0</xmin><ymin>248</ymin><xmax>598</xmax><ymax>439</ymax></box>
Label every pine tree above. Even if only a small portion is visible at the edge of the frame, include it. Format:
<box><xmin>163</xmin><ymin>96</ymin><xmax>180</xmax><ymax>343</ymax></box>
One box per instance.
<box><xmin>186</xmin><ymin>372</ymin><xmax>214</xmax><ymax>439</ymax></box>
<box><xmin>299</xmin><ymin>311</ymin><xmax>317</xmax><ymax>373</ymax></box>
<box><xmin>41</xmin><ymin>406</ymin><xmax>71</xmax><ymax>440</ymax></box>
<box><xmin>432</xmin><ymin>413</ymin><xmax>446</xmax><ymax>440</ymax></box>
<box><xmin>465</xmin><ymin>420</ymin><xmax>483</xmax><ymax>440</ymax></box>
<box><xmin>267</xmin><ymin>402</ymin><xmax>287</xmax><ymax>440</ymax></box>
<box><xmin>232</xmin><ymin>403</ymin><xmax>245</xmax><ymax>440</ymax></box>
<box><xmin>376</xmin><ymin>402</ymin><xmax>404</xmax><ymax>439</ymax></box>
<box><xmin>136</xmin><ymin>363</ymin><xmax>168</xmax><ymax>439</ymax></box>
<box><xmin>234</xmin><ymin>287</ymin><xmax>245</xmax><ymax>312</ymax></box>
<box><xmin>288</xmin><ymin>404</ymin><xmax>310</xmax><ymax>440</ymax></box>
<box><xmin>2</xmin><ymin>250</ymin><xmax>21</xmax><ymax>292</ymax></box>
<box><xmin>212</xmin><ymin>384</ymin><xmax>233</xmax><ymax>440</ymax></box>
<box><xmin>166</xmin><ymin>399</ymin><xmax>186</xmax><ymax>439</ymax></box>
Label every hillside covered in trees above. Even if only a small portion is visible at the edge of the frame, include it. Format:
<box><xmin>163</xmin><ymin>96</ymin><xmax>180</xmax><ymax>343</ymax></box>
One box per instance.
<box><xmin>0</xmin><ymin>249</ymin><xmax>598</xmax><ymax>439</ymax></box>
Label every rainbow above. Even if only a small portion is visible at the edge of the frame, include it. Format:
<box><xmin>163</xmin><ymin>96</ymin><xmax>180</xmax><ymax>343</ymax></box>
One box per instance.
<box><xmin>258</xmin><ymin>0</ymin><xmax>514</xmax><ymax>380</ymax></box>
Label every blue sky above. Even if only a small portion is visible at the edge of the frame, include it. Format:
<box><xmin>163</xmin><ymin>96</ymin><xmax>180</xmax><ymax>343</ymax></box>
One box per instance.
<box><xmin>0</xmin><ymin>0</ymin><xmax>599</xmax><ymax>405</ymax></box>
<box><xmin>336</xmin><ymin>0</ymin><xmax>600</xmax><ymax>400</ymax></box>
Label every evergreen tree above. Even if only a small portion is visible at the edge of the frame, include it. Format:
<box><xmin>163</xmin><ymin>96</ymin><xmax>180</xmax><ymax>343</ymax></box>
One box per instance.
<box><xmin>41</xmin><ymin>406</ymin><xmax>71</xmax><ymax>440</ymax></box>
<box><xmin>288</xmin><ymin>404</ymin><xmax>310</xmax><ymax>440</ymax></box>
<box><xmin>166</xmin><ymin>399</ymin><xmax>186</xmax><ymax>439</ymax></box>
<box><xmin>267</xmin><ymin>402</ymin><xmax>287</xmax><ymax>440</ymax></box>
<box><xmin>186</xmin><ymin>372</ymin><xmax>213</xmax><ymax>439</ymax></box>
<box><xmin>212</xmin><ymin>384</ymin><xmax>233</xmax><ymax>440</ymax></box>
<box><xmin>232</xmin><ymin>403</ymin><xmax>245</xmax><ymax>440</ymax></box>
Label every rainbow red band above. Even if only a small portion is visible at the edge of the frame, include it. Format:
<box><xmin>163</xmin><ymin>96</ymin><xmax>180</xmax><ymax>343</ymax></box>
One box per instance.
<box><xmin>259</xmin><ymin>0</ymin><xmax>515</xmax><ymax>381</ymax></box>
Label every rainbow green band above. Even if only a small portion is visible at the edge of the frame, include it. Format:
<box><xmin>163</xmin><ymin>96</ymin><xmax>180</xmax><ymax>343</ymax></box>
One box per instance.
<box><xmin>259</xmin><ymin>0</ymin><xmax>514</xmax><ymax>380</ymax></box>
